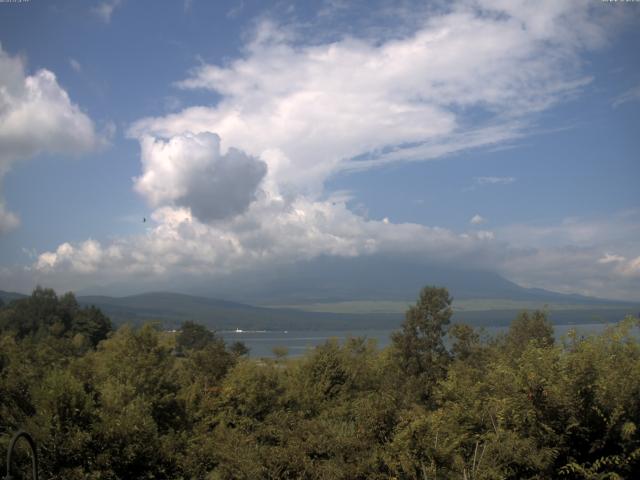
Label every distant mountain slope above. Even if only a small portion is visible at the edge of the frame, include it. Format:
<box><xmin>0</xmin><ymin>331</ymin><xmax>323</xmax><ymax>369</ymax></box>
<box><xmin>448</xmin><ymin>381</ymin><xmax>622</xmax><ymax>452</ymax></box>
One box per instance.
<box><xmin>1</xmin><ymin>256</ymin><xmax>637</xmax><ymax>331</ymax></box>
<box><xmin>0</xmin><ymin>290</ymin><xmax>27</xmax><ymax>304</ymax></box>
<box><xmin>76</xmin><ymin>291</ymin><xmax>401</xmax><ymax>331</ymax></box>
<box><xmin>191</xmin><ymin>255</ymin><xmax>632</xmax><ymax>305</ymax></box>
<box><xmin>1</xmin><ymin>289</ymin><xmax>636</xmax><ymax>330</ymax></box>
<box><xmin>75</xmin><ymin>291</ymin><xmax>639</xmax><ymax>330</ymax></box>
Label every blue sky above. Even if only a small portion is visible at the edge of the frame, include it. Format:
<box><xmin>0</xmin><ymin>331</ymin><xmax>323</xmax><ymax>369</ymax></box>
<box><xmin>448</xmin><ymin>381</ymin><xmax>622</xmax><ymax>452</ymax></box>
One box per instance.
<box><xmin>0</xmin><ymin>0</ymin><xmax>639</xmax><ymax>299</ymax></box>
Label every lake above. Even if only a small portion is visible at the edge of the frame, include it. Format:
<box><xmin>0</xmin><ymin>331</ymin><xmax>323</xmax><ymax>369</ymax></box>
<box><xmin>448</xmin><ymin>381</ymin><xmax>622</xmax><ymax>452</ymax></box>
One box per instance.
<box><xmin>219</xmin><ymin>323</ymin><xmax>624</xmax><ymax>358</ymax></box>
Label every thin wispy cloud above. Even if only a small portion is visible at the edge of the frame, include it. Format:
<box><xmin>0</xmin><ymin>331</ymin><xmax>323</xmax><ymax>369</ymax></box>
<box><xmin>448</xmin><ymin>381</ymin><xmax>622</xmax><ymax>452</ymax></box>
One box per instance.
<box><xmin>69</xmin><ymin>58</ymin><xmax>82</xmax><ymax>73</ymax></box>
<box><xmin>612</xmin><ymin>84</ymin><xmax>640</xmax><ymax>108</ymax></box>
<box><xmin>93</xmin><ymin>0</ymin><xmax>122</xmax><ymax>23</ymax></box>
<box><xmin>475</xmin><ymin>176</ymin><xmax>516</xmax><ymax>186</ymax></box>
<box><xmin>470</xmin><ymin>214</ymin><xmax>486</xmax><ymax>225</ymax></box>
<box><xmin>0</xmin><ymin>205</ymin><xmax>19</xmax><ymax>235</ymax></box>
<box><xmin>226</xmin><ymin>1</ymin><xmax>244</xmax><ymax>19</ymax></box>
<box><xmin>142</xmin><ymin>0</ymin><xmax>603</xmax><ymax>194</ymax></box>
<box><xmin>463</xmin><ymin>176</ymin><xmax>516</xmax><ymax>192</ymax></box>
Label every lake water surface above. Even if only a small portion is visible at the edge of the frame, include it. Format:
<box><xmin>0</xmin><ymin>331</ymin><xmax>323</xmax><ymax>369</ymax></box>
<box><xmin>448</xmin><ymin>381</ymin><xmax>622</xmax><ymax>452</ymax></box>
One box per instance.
<box><xmin>219</xmin><ymin>323</ymin><xmax>622</xmax><ymax>358</ymax></box>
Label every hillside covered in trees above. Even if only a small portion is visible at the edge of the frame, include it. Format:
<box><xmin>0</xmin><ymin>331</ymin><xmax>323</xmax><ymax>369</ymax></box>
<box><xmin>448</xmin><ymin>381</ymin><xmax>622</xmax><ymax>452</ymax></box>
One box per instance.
<box><xmin>1</xmin><ymin>286</ymin><xmax>639</xmax><ymax>479</ymax></box>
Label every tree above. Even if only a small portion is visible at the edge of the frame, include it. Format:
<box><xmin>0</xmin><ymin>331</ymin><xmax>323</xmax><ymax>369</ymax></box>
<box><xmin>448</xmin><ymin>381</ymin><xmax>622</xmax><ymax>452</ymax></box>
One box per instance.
<box><xmin>449</xmin><ymin>323</ymin><xmax>481</xmax><ymax>362</ymax></box>
<box><xmin>176</xmin><ymin>321</ymin><xmax>215</xmax><ymax>351</ymax></box>
<box><xmin>71</xmin><ymin>305</ymin><xmax>112</xmax><ymax>347</ymax></box>
<box><xmin>91</xmin><ymin>324</ymin><xmax>184</xmax><ymax>478</ymax></box>
<box><xmin>272</xmin><ymin>345</ymin><xmax>289</xmax><ymax>359</ymax></box>
<box><xmin>229</xmin><ymin>340</ymin><xmax>249</xmax><ymax>357</ymax></box>
<box><xmin>506</xmin><ymin>310</ymin><xmax>554</xmax><ymax>354</ymax></box>
<box><xmin>0</xmin><ymin>286</ymin><xmax>59</xmax><ymax>339</ymax></box>
<box><xmin>391</xmin><ymin>286</ymin><xmax>452</xmax><ymax>400</ymax></box>
<box><xmin>0</xmin><ymin>287</ymin><xmax>112</xmax><ymax>345</ymax></box>
<box><xmin>26</xmin><ymin>368</ymin><xmax>96</xmax><ymax>478</ymax></box>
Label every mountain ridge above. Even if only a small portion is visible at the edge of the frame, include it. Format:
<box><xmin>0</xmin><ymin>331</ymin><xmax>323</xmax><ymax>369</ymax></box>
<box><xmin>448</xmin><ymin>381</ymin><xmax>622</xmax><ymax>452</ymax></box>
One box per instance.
<box><xmin>176</xmin><ymin>256</ymin><xmax>636</xmax><ymax>305</ymax></box>
<box><xmin>2</xmin><ymin>285</ymin><xmax>638</xmax><ymax>331</ymax></box>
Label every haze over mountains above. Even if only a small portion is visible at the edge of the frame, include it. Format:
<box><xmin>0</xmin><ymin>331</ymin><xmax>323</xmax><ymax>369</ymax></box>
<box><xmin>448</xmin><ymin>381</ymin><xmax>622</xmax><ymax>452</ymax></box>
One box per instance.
<box><xmin>3</xmin><ymin>258</ymin><xmax>637</xmax><ymax>331</ymax></box>
<box><xmin>189</xmin><ymin>256</ymin><xmax>617</xmax><ymax>305</ymax></box>
<box><xmin>70</xmin><ymin>255</ymin><xmax>625</xmax><ymax>304</ymax></box>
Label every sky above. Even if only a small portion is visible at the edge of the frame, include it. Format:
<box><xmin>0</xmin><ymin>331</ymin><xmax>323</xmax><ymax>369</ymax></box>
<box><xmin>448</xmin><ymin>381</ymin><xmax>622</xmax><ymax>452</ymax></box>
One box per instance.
<box><xmin>0</xmin><ymin>0</ymin><xmax>639</xmax><ymax>300</ymax></box>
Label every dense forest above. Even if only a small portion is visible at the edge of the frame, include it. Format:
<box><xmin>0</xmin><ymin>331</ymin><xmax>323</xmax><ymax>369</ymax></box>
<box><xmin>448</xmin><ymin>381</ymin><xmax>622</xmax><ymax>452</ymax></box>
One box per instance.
<box><xmin>1</xmin><ymin>286</ymin><xmax>639</xmax><ymax>479</ymax></box>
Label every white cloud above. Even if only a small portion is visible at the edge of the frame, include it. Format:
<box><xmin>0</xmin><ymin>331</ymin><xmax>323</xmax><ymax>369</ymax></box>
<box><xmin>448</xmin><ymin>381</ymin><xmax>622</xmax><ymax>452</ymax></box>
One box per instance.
<box><xmin>475</xmin><ymin>176</ymin><xmax>516</xmax><ymax>186</ymax></box>
<box><xmin>132</xmin><ymin>1</ymin><xmax>605</xmax><ymax>194</ymax></box>
<box><xmin>476</xmin><ymin>230</ymin><xmax>494</xmax><ymax>241</ymax></box>
<box><xmin>621</xmin><ymin>257</ymin><xmax>640</xmax><ymax>278</ymax></box>
<box><xmin>0</xmin><ymin>45</ymin><xmax>100</xmax><ymax>234</ymax></box>
<box><xmin>500</xmin><ymin>246</ymin><xmax>640</xmax><ymax>300</ymax></box>
<box><xmin>29</xmin><ymin>193</ymin><xmax>503</xmax><ymax>289</ymax></box>
<box><xmin>134</xmin><ymin>132</ymin><xmax>267</xmax><ymax>222</ymax></box>
<box><xmin>497</xmin><ymin>212</ymin><xmax>640</xmax><ymax>299</ymax></box>
<box><xmin>0</xmin><ymin>202</ymin><xmax>19</xmax><ymax>234</ymax></box>
<box><xmin>93</xmin><ymin>0</ymin><xmax>122</xmax><ymax>23</ymax></box>
<box><xmin>21</xmin><ymin>206</ymin><xmax>640</xmax><ymax>300</ymax></box>
<box><xmin>16</xmin><ymin>2</ymin><xmax>639</xmax><ymax>300</ymax></box>
<box><xmin>69</xmin><ymin>58</ymin><xmax>82</xmax><ymax>73</ymax></box>
<box><xmin>470</xmin><ymin>214</ymin><xmax>486</xmax><ymax>225</ymax></box>
<box><xmin>597</xmin><ymin>252</ymin><xmax>640</xmax><ymax>278</ymax></box>
<box><xmin>598</xmin><ymin>252</ymin><xmax>626</xmax><ymax>264</ymax></box>
<box><xmin>612</xmin><ymin>84</ymin><xmax>640</xmax><ymax>108</ymax></box>
<box><xmin>498</xmin><ymin>213</ymin><xmax>640</xmax><ymax>250</ymax></box>
<box><xmin>36</xmin><ymin>240</ymin><xmax>104</xmax><ymax>274</ymax></box>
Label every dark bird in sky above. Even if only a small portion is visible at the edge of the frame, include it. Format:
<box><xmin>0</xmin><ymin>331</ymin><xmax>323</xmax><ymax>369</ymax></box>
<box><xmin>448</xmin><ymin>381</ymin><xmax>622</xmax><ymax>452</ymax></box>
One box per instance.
<box><xmin>143</xmin><ymin>217</ymin><xmax>146</xmax><ymax>223</ymax></box>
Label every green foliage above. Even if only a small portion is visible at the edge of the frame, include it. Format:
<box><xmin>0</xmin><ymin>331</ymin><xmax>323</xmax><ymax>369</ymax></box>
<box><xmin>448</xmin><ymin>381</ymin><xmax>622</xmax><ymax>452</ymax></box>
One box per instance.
<box><xmin>177</xmin><ymin>320</ymin><xmax>217</xmax><ymax>351</ymax></box>
<box><xmin>449</xmin><ymin>323</ymin><xmax>482</xmax><ymax>361</ymax></box>
<box><xmin>229</xmin><ymin>340</ymin><xmax>250</xmax><ymax>357</ymax></box>
<box><xmin>506</xmin><ymin>309</ymin><xmax>555</xmax><ymax>353</ymax></box>
<box><xmin>1</xmin><ymin>286</ymin><xmax>639</xmax><ymax>479</ymax></box>
<box><xmin>391</xmin><ymin>286</ymin><xmax>453</xmax><ymax>402</ymax></box>
<box><xmin>272</xmin><ymin>345</ymin><xmax>289</xmax><ymax>359</ymax></box>
<box><xmin>26</xmin><ymin>368</ymin><xmax>96</xmax><ymax>478</ymax></box>
<box><xmin>0</xmin><ymin>286</ymin><xmax>111</xmax><ymax>346</ymax></box>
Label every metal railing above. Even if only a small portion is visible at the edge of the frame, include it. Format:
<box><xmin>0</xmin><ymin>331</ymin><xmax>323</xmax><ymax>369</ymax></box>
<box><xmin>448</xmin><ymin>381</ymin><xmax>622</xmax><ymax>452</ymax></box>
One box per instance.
<box><xmin>4</xmin><ymin>431</ymin><xmax>38</xmax><ymax>480</ymax></box>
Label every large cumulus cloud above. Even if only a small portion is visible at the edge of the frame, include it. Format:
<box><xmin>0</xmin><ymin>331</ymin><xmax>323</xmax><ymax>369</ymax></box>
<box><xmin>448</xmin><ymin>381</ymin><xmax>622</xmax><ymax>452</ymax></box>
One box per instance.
<box><xmin>0</xmin><ymin>45</ymin><xmax>100</xmax><ymax>233</ymax></box>
<box><xmin>131</xmin><ymin>0</ymin><xmax>608</xmax><ymax>194</ymax></box>
<box><xmin>29</xmin><ymin>199</ymin><xmax>502</xmax><ymax>288</ymax></box>
<box><xmin>134</xmin><ymin>132</ymin><xmax>267</xmax><ymax>222</ymax></box>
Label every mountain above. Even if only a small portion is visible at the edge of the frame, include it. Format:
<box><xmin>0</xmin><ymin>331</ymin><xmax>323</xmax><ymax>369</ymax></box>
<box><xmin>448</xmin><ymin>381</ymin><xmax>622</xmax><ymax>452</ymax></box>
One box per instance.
<box><xmin>75</xmin><ymin>292</ymin><xmax>401</xmax><ymax>331</ymax></box>
<box><xmin>185</xmin><ymin>255</ymin><xmax>629</xmax><ymax>305</ymax></box>
<box><xmin>0</xmin><ymin>290</ymin><xmax>27</xmax><ymax>304</ymax></box>
<box><xmin>73</xmin><ymin>291</ymin><xmax>640</xmax><ymax>330</ymax></box>
<box><xmin>1</xmin><ymin>255</ymin><xmax>637</xmax><ymax>330</ymax></box>
<box><xmin>1</xmin><ymin>288</ymin><xmax>400</xmax><ymax>330</ymax></box>
<box><xmin>1</xmin><ymin>287</ymin><xmax>637</xmax><ymax>331</ymax></box>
